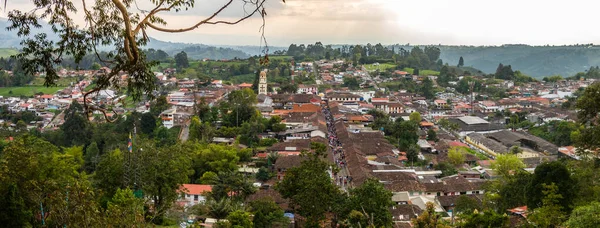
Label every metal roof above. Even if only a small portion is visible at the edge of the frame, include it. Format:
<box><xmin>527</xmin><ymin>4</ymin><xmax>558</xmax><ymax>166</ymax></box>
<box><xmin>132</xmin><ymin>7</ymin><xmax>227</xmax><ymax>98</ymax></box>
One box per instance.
<box><xmin>458</xmin><ymin>116</ymin><xmax>489</xmax><ymax>125</ymax></box>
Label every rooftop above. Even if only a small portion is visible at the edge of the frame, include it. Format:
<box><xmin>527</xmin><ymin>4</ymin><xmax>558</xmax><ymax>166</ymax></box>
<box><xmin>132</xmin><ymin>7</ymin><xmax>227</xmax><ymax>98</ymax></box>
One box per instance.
<box><xmin>458</xmin><ymin>116</ymin><xmax>489</xmax><ymax>125</ymax></box>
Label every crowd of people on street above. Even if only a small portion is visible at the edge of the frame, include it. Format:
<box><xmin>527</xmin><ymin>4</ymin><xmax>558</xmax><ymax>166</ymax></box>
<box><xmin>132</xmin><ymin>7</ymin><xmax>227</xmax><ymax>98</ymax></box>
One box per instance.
<box><xmin>321</xmin><ymin>101</ymin><xmax>352</xmax><ymax>190</ymax></box>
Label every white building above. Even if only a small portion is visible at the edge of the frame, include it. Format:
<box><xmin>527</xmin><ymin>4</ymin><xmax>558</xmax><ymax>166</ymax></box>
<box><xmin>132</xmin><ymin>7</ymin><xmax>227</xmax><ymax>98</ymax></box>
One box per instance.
<box><xmin>179</xmin><ymin>184</ymin><xmax>212</xmax><ymax>207</ymax></box>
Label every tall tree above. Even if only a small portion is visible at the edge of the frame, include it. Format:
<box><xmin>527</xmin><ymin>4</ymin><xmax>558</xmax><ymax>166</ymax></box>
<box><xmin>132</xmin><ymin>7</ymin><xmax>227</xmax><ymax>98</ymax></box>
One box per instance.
<box><xmin>528</xmin><ymin>183</ymin><xmax>567</xmax><ymax>227</ymax></box>
<box><xmin>140</xmin><ymin>112</ymin><xmax>157</xmax><ymax>136</ymax></box>
<box><xmin>249</xmin><ymin>198</ymin><xmax>289</xmax><ymax>228</ymax></box>
<box><xmin>565</xmin><ymin>201</ymin><xmax>600</xmax><ymax>228</ymax></box>
<box><xmin>491</xmin><ymin>154</ymin><xmax>525</xmax><ymax>178</ymax></box>
<box><xmin>84</xmin><ymin>141</ymin><xmax>101</xmax><ymax>173</ymax></box>
<box><xmin>527</xmin><ymin>161</ymin><xmax>576</xmax><ymax>212</ymax></box>
<box><xmin>575</xmin><ymin>82</ymin><xmax>600</xmax><ymax>158</ymax></box>
<box><xmin>61</xmin><ymin>100</ymin><xmax>91</xmax><ymax>146</ymax></box>
<box><xmin>448</xmin><ymin>146</ymin><xmax>466</xmax><ymax>166</ymax></box>
<box><xmin>174</xmin><ymin>51</ymin><xmax>190</xmax><ymax>68</ymax></box>
<box><xmin>345</xmin><ymin>178</ymin><xmax>394</xmax><ymax>227</ymax></box>
<box><xmin>276</xmin><ymin>147</ymin><xmax>341</xmax><ymax>227</ymax></box>
<box><xmin>458</xmin><ymin>56</ymin><xmax>464</xmax><ymax>67</ymax></box>
<box><xmin>420</xmin><ymin>77</ymin><xmax>435</xmax><ymax>99</ymax></box>
<box><xmin>150</xmin><ymin>95</ymin><xmax>169</xmax><ymax>117</ymax></box>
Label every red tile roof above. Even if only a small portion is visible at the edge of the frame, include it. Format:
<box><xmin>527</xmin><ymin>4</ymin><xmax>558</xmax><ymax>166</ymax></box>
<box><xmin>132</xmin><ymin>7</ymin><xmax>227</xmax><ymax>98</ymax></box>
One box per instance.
<box><xmin>180</xmin><ymin>184</ymin><xmax>212</xmax><ymax>195</ymax></box>
<box><xmin>290</xmin><ymin>104</ymin><xmax>320</xmax><ymax>113</ymax></box>
<box><xmin>448</xmin><ymin>141</ymin><xmax>469</xmax><ymax>148</ymax></box>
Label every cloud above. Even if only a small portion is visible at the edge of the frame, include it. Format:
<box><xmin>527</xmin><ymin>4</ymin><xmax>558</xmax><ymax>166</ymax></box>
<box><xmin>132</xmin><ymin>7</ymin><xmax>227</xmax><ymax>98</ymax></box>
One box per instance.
<box><xmin>3</xmin><ymin>0</ymin><xmax>600</xmax><ymax>46</ymax></box>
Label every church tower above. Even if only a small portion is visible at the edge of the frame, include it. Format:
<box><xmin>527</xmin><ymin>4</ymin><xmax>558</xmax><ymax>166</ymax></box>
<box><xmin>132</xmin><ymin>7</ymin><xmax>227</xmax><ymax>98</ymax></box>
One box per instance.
<box><xmin>258</xmin><ymin>70</ymin><xmax>267</xmax><ymax>95</ymax></box>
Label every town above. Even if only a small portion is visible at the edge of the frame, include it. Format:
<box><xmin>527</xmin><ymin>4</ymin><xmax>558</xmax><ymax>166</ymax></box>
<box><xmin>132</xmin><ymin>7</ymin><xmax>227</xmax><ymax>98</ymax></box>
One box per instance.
<box><xmin>1</xmin><ymin>0</ymin><xmax>600</xmax><ymax>227</ymax></box>
<box><xmin>1</xmin><ymin>43</ymin><xmax>597</xmax><ymax>227</ymax></box>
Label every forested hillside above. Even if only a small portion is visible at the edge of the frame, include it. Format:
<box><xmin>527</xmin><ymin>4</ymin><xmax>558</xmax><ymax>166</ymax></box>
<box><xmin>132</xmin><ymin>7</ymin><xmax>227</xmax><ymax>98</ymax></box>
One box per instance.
<box><xmin>434</xmin><ymin>44</ymin><xmax>600</xmax><ymax>78</ymax></box>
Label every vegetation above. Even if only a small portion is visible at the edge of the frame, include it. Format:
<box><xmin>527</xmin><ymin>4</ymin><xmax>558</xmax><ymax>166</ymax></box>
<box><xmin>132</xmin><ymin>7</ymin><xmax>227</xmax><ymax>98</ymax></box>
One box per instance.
<box><xmin>0</xmin><ymin>86</ymin><xmax>64</xmax><ymax>97</ymax></box>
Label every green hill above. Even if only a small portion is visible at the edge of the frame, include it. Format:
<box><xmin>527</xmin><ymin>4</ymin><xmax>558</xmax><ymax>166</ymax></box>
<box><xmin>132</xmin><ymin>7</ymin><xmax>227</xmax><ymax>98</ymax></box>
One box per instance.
<box><xmin>0</xmin><ymin>48</ymin><xmax>18</xmax><ymax>58</ymax></box>
<box><xmin>437</xmin><ymin>45</ymin><xmax>599</xmax><ymax>78</ymax></box>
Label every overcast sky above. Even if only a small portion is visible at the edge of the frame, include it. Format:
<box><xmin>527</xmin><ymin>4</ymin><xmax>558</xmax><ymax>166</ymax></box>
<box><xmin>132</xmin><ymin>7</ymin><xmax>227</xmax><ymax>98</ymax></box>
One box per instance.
<box><xmin>3</xmin><ymin>0</ymin><xmax>600</xmax><ymax>46</ymax></box>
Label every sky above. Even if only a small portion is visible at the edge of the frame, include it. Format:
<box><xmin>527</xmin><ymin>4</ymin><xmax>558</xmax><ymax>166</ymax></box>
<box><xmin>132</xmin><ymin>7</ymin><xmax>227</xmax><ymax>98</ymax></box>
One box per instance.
<box><xmin>2</xmin><ymin>0</ymin><xmax>600</xmax><ymax>46</ymax></box>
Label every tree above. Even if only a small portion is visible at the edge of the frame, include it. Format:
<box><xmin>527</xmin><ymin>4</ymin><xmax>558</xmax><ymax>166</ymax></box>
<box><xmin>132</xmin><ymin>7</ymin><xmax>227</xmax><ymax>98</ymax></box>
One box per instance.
<box><xmin>345</xmin><ymin>178</ymin><xmax>394</xmax><ymax>227</ymax></box>
<box><xmin>276</xmin><ymin>149</ymin><xmax>341</xmax><ymax>227</ymax></box>
<box><xmin>434</xmin><ymin>162</ymin><xmax>457</xmax><ymax>177</ymax></box>
<box><xmin>427</xmin><ymin>128</ymin><xmax>438</xmax><ymax>142</ymax></box>
<box><xmin>249</xmin><ymin>198</ymin><xmax>289</xmax><ymax>228</ymax></box>
<box><xmin>568</xmin><ymin>159</ymin><xmax>600</xmax><ymax>207</ymax></box>
<box><xmin>204</xmin><ymin>170</ymin><xmax>256</xmax><ymax>202</ymax></box>
<box><xmin>527</xmin><ymin>161</ymin><xmax>576</xmax><ymax>212</ymax></box>
<box><xmin>95</xmin><ymin>149</ymin><xmax>125</xmax><ymax>198</ymax></box>
<box><xmin>509</xmin><ymin>145</ymin><xmax>523</xmax><ymax>154</ymax></box>
<box><xmin>409</xmin><ymin>111</ymin><xmax>422</xmax><ymax>123</ymax></box>
<box><xmin>412</xmin><ymin>202</ymin><xmax>451</xmax><ymax>228</ymax></box>
<box><xmin>454</xmin><ymin>195</ymin><xmax>481</xmax><ymax>215</ymax></box>
<box><xmin>406</xmin><ymin>144</ymin><xmax>420</xmax><ymax>163</ymax></box>
<box><xmin>7</xmin><ymin>0</ymin><xmax>278</xmax><ymax>119</ymax></box>
<box><xmin>485</xmin><ymin>171</ymin><xmax>532</xmax><ymax>212</ymax></box>
<box><xmin>140</xmin><ymin>112</ymin><xmax>157</xmax><ymax>136</ymax></box>
<box><xmin>565</xmin><ymin>201</ymin><xmax>600</xmax><ymax>228</ymax></box>
<box><xmin>490</xmin><ymin>154</ymin><xmax>525</xmax><ymax>178</ymax></box>
<box><xmin>222</xmin><ymin>88</ymin><xmax>258</xmax><ymax>127</ymax></box>
<box><xmin>84</xmin><ymin>141</ymin><xmax>101</xmax><ymax>173</ymax></box>
<box><xmin>0</xmin><ymin>184</ymin><xmax>30</xmax><ymax>227</ymax></box>
<box><xmin>189</xmin><ymin>116</ymin><xmax>215</xmax><ymax>143</ymax></box>
<box><xmin>414</xmin><ymin>67</ymin><xmax>420</xmax><ymax>76</ymax></box>
<box><xmin>139</xmin><ymin>142</ymin><xmax>193</xmax><ymax>224</ymax></box>
<box><xmin>251</xmin><ymin>70</ymin><xmax>261</xmax><ymax>93</ymax></box>
<box><xmin>528</xmin><ymin>183</ymin><xmax>567</xmax><ymax>228</ymax></box>
<box><xmin>175</xmin><ymin>51</ymin><xmax>190</xmax><ymax>68</ymax></box>
<box><xmin>458</xmin><ymin>56</ymin><xmax>464</xmax><ymax>67</ymax></box>
<box><xmin>575</xmin><ymin>82</ymin><xmax>600</xmax><ymax>158</ymax></box>
<box><xmin>420</xmin><ymin>77</ymin><xmax>435</xmax><ymax>99</ymax></box>
<box><xmin>226</xmin><ymin>210</ymin><xmax>253</xmax><ymax>228</ymax></box>
<box><xmin>438</xmin><ymin>118</ymin><xmax>460</xmax><ymax>132</ymax></box>
<box><xmin>91</xmin><ymin>62</ymin><xmax>102</xmax><ymax>70</ymax></box>
<box><xmin>61</xmin><ymin>100</ymin><xmax>91</xmax><ymax>146</ymax></box>
<box><xmin>457</xmin><ymin>210</ymin><xmax>509</xmax><ymax>228</ymax></box>
<box><xmin>105</xmin><ymin>188</ymin><xmax>145</xmax><ymax>226</ymax></box>
<box><xmin>343</xmin><ymin>77</ymin><xmax>360</xmax><ymax>90</ymax></box>
<box><xmin>448</xmin><ymin>146</ymin><xmax>466</xmax><ymax>166</ymax></box>
<box><xmin>0</xmin><ymin>135</ymin><xmax>86</xmax><ymax>227</ymax></box>
<box><xmin>256</xmin><ymin>167</ymin><xmax>274</xmax><ymax>182</ymax></box>
<box><xmin>191</xmin><ymin>144</ymin><xmax>241</xmax><ymax>183</ymax></box>
<box><xmin>150</xmin><ymin>95</ymin><xmax>169</xmax><ymax>117</ymax></box>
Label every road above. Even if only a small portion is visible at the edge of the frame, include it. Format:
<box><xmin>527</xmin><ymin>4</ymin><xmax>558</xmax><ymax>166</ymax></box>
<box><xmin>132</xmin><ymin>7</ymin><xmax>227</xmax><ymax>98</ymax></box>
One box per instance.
<box><xmin>179</xmin><ymin>121</ymin><xmax>190</xmax><ymax>142</ymax></box>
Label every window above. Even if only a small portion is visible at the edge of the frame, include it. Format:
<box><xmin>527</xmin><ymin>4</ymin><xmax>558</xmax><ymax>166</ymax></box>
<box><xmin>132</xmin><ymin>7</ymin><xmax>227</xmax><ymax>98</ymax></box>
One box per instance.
<box><xmin>194</xmin><ymin>195</ymin><xmax>199</xmax><ymax>201</ymax></box>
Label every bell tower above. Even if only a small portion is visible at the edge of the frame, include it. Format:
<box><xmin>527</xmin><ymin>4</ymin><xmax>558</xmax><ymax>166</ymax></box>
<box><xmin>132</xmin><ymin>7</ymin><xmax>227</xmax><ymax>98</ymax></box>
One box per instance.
<box><xmin>258</xmin><ymin>70</ymin><xmax>267</xmax><ymax>95</ymax></box>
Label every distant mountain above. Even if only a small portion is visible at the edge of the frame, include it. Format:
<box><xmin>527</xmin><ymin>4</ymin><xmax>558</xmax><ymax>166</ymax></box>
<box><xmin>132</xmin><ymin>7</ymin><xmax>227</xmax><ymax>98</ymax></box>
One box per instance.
<box><xmin>435</xmin><ymin>45</ymin><xmax>600</xmax><ymax>78</ymax></box>
<box><xmin>144</xmin><ymin>38</ymin><xmax>249</xmax><ymax>60</ymax></box>
<box><xmin>217</xmin><ymin>45</ymin><xmax>287</xmax><ymax>56</ymax></box>
<box><xmin>0</xmin><ymin>17</ymin><xmax>60</xmax><ymax>48</ymax></box>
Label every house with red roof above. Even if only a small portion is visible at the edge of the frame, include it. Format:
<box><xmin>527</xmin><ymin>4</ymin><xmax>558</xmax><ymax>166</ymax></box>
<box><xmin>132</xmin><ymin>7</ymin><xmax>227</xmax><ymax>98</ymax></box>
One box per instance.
<box><xmin>38</xmin><ymin>94</ymin><xmax>55</xmax><ymax>103</ymax></box>
<box><xmin>238</xmin><ymin>83</ymin><xmax>253</xmax><ymax>89</ymax></box>
<box><xmin>179</xmin><ymin>184</ymin><xmax>212</xmax><ymax>207</ymax></box>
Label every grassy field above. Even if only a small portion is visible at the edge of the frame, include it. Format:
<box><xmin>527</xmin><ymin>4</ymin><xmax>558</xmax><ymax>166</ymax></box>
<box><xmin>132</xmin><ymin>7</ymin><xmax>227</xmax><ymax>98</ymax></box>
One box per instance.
<box><xmin>403</xmin><ymin>67</ymin><xmax>440</xmax><ymax>76</ymax></box>
<box><xmin>269</xmin><ymin>55</ymin><xmax>293</xmax><ymax>61</ymax></box>
<box><xmin>0</xmin><ymin>86</ymin><xmax>65</xmax><ymax>97</ymax></box>
<box><xmin>364</xmin><ymin>63</ymin><xmax>396</xmax><ymax>71</ymax></box>
<box><xmin>32</xmin><ymin>77</ymin><xmax>79</xmax><ymax>87</ymax></box>
<box><xmin>0</xmin><ymin>48</ymin><xmax>18</xmax><ymax>58</ymax></box>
